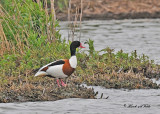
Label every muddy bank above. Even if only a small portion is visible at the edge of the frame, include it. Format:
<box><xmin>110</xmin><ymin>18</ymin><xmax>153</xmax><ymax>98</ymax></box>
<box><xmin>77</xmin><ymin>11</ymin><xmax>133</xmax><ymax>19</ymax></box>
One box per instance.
<box><xmin>58</xmin><ymin>11</ymin><xmax>160</xmax><ymax>21</ymax></box>
<box><xmin>0</xmin><ymin>78</ymin><xmax>95</xmax><ymax>103</ymax></box>
<box><xmin>73</xmin><ymin>66</ymin><xmax>160</xmax><ymax>89</ymax></box>
<box><xmin>82</xmin><ymin>11</ymin><xmax>160</xmax><ymax>20</ymax></box>
<box><xmin>56</xmin><ymin>0</ymin><xmax>160</xmax><ymax>21</ymax></box>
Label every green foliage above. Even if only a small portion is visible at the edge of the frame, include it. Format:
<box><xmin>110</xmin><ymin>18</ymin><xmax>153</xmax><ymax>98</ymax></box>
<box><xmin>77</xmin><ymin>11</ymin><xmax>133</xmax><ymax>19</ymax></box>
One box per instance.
<box><xmin>1</xmin><ymin>0</ymin><xmax>59</xmax><ymax>48</ymax></box>
<box><xmin>75</xmin><ymin>40</ymin><xmax>160</xmax><ymax>89</ymax></box>
<box><xmin>85</xmin><ymin>39</ymin><xmax>95</xmax><ymax>55</ymax></box>
<box><xmin>78</xmin><ymin>39</ymin><xmax>160</xmax><ymax>80</ymax></box>
<box><xmin>0</xmin><ymin>0</ymin><xmax>63</xmax><ymax>86</ymax></box>
<box><xmin>55</xmin><ymin>0</ymin><xmax>68</xmax><ymax>12</ymax></box>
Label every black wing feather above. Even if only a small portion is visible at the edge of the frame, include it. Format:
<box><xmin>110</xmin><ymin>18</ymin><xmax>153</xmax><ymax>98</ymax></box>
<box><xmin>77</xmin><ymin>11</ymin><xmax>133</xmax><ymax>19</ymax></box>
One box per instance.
<box><xmin>48</xmin><ymin>60</ymin><xmax>65</xmax><ymax>67</ymax></box>
<box><xmin>40</xmin><ymin>60</ymin><xmax>65</xmax><ymax>72</ymax></box>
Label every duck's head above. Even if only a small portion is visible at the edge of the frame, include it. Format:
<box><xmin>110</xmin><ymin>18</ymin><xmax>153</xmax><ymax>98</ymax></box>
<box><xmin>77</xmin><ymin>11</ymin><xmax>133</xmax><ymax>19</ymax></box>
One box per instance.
<box><xmin>70</xmin><ymin>41</ymin><xmax>85</xmax><ymax>49</ymax></box>
<box><xmin>70</xmin><ymin>41</ymin><xmax>85</xmax><ymax>56</ymax></box>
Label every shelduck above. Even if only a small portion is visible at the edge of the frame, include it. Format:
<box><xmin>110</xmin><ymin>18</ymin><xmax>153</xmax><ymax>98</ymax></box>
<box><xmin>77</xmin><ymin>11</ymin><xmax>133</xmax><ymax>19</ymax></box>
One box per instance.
<box><xmin>35</xmin><ymin>41</ymin><xmax>85</xmax><ymax>87</ymax></box>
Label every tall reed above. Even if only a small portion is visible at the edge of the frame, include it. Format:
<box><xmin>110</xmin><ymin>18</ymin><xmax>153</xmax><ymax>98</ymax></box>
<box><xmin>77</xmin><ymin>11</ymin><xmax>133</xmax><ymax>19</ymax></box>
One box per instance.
<box><xmin>67</xmin><ymin>0</ymin><xmax>83</xmax><ymax>42</ymax></box>
<box><xmin>0</xmin><ymin>0</ymin><xmax>57</xmax><ymax>56</ymax></box>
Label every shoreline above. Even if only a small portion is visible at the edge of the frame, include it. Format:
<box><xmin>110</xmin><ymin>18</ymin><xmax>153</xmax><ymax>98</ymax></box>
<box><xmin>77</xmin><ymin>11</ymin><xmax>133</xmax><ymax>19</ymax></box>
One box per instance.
<box><xmin>56</xmin><ymin>0</ymin><xmax>160</xmax><ymax>21</ymax></box>
<box><xmin>57</xmin><ymin>11</ymin><xmax>160</xmax><ymax>21</ymax></box>
<box><xmin>0</xmin><ymin>78</ymin><xmax>96</xmax><ymax>103</ymax></box>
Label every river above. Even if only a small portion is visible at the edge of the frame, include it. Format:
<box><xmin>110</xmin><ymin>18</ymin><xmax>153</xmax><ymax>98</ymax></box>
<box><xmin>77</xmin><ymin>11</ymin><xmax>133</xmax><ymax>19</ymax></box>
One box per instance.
<box><xmin>0</xmin><ymin>19</ymin><xmax>160</xmax><ymax>114</ymax></box>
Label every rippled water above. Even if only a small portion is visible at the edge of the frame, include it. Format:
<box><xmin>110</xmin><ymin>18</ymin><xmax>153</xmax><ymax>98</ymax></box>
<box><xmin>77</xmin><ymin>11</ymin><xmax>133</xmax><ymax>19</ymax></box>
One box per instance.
<box><xmin>1</xmin><ymin>19</ymin><xmax>160</xmax><ymax>114</ymax></box>
<box><xmin>60</xmin><ymin>19</ymin><xmax>160</xmax><ymax>64</ymax></box>
<box><xmin>0</xmin><ymin>86</ymin><xmax>160</xmax><ymax>114</ymax></box>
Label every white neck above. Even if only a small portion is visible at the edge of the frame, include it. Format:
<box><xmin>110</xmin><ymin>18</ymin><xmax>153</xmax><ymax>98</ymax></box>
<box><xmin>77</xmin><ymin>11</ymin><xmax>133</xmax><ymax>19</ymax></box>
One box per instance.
<box><xmin>69</xmin><ymin>56</ymin><xmax>77</xmax><ymax>68</ymax></box>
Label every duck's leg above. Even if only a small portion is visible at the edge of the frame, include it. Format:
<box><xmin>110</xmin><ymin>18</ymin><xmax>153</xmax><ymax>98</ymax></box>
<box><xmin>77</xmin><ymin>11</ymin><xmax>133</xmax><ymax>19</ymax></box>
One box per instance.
<box><xmin>56</xmin><ymin>79</ymin><xmax>61</xmax><ymax>87</ymax></box>
<box><xmin>60</xmin><ymin>79</ymin><xmax>67</xmax><ymax>87</ymax></box>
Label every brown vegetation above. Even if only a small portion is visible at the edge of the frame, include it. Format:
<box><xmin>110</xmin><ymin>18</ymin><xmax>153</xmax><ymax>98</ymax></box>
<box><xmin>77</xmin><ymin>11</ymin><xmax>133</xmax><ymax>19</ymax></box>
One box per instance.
<box><xmin>0</xmin><ymin>77</ymin><xmax>95</xmax><ymax>103</ymax></box>
<box><xmin>56</xmin><ymin>0</ymin><xmax>160</xmax><ymax>20</ymax></box>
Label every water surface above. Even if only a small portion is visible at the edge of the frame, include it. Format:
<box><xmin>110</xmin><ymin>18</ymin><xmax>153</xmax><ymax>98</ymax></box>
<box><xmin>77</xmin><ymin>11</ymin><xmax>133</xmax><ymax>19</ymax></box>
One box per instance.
<box><xmin>0</xmin><ymin>86</ymin><xmax>160</xmax><ymax>114</ymax></box>
<box><xmin>60</xmin><ymin>19</ymin><xmax>160</xmax><ymax>64</ymax></box>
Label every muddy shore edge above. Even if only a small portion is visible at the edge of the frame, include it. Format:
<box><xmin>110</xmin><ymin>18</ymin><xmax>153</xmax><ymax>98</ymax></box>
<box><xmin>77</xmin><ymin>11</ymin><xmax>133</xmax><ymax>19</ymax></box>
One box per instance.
<box><xmin>56</xmin><ymin>0</ymin><xmax>160</xmax><ymax>21</ymax></box>
<box><xmin>57</xmin><ymin>11</ymin><xmax>160</xmax><ymax>21</ymax></box>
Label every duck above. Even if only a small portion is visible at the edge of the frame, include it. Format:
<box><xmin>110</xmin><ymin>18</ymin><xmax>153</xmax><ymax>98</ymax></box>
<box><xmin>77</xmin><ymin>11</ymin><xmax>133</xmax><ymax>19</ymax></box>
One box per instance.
<box><xmin>35</xmin><ymin>41</ymin><xmax>85</xmax><ymax>87</ymax></box>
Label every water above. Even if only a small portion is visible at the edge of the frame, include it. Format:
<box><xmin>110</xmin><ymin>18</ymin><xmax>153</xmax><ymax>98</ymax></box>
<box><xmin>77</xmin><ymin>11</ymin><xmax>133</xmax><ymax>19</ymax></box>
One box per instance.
<box><xmin>60</xmin><ymin>19</ymin><xmax>160</xmax><ymax>64</ymax></box>
<box><xmin>1</xmin><ymin>19</ymin><xmax>160</xmax><ymax>114</ymax></box>
<box><xmin>0</xmin><ymin>86</ymin><xmax>160</xmax><ymax>114</ymax></box>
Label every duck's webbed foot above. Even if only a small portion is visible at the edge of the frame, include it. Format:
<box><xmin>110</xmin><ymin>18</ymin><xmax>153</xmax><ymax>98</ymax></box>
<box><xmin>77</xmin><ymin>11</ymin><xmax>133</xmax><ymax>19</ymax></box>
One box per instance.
<box><xmin>56</xmin><ymin>79</ymin><xmax>61</xmax><ymax>87</ymax></box>
<box><xmin>60</xmin><ymin>79</ymin><xmax>67</xmax><ymax>87</ymax></box>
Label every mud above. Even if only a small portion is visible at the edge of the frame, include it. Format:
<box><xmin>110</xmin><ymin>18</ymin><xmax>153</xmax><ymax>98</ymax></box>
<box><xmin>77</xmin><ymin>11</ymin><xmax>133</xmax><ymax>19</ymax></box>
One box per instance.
<box><xmin>56</xmin><ymin>0</ymin><xmax>160</xmax><ymax>21</ymax></box>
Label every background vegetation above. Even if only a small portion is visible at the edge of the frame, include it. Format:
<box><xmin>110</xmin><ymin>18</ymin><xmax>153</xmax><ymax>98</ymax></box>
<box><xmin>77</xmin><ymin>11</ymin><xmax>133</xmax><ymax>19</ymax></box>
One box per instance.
<box><xmin>0</xmin><ymin>0</ymin><xmax>62</xmax><ymax>85</ymax></box>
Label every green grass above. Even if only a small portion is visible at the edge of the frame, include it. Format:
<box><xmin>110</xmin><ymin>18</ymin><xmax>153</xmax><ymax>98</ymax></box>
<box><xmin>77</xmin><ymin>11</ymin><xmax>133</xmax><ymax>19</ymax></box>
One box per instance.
<box><xmin>0</xmin><ymin>0</ymin><xmax>63</xmax><ymax>86</ymax></box>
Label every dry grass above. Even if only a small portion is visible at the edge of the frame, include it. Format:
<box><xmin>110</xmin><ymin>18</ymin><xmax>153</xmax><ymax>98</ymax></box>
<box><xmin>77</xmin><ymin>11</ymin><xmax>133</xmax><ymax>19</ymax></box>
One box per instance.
<box><xmin>56</xmin><ymin>0</ymin><xmax>160</xmax><ymax>20</ymax></box>
<box><xmin>67</xmin><ymin>0</ymin><xmax>83</xmax><ymax>41</ymax></box>
<box><xmin>0</xmin><ymin>77</ymin><xmax>95</xmax><ymax>103</ymax></box>
<box><xmin>74</xmin><ymin>67</ymin><xmax>159</xmax><ymax>89</ymax></box>
<box><xmin>0</xmin><ymin>0</ymin><xmax>58</xmax><ymax>56</ymax></box>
